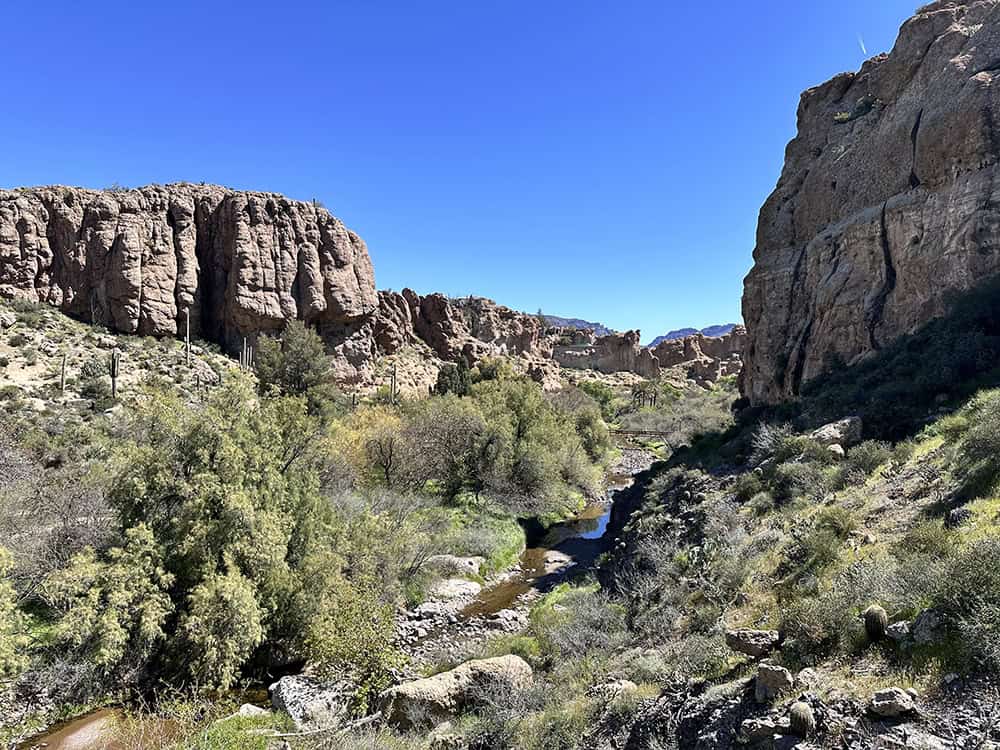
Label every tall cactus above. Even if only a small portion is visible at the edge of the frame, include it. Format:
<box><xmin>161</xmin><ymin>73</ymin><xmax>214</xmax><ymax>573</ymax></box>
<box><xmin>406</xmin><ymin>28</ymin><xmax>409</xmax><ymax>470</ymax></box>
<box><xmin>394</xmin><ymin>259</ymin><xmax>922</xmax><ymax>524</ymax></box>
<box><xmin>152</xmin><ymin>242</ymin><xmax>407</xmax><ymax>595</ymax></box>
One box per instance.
<box><xmin>240</xmin><ymin>337</ymin><xmax>254</xmax><ymax>373</ymax></box>
<box><xmin>184</xmin><ymin>309</ymin><xmax>191</xmax><ymax>367</ymax></box>
<box><xmin>59</xmin><ymin>352</ymin><xmax>67</xmax><ymax>394</ymax></box>
<box><xmin>109</xmin><ymin>348</ymin><xmax>121</xmax><ymax>399</ymax></box>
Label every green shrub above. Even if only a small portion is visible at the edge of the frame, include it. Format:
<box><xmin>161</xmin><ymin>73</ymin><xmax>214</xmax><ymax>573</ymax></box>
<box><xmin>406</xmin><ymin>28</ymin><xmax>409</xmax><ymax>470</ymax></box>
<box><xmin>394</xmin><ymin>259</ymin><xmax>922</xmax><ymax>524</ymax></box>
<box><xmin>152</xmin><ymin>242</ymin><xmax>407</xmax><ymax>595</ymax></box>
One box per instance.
<box><xmin>949</xmin><ymin>390</ymin><xmax>1000</xmax><ymax>499</ymax></box>
<box><xmin>770</xmin><ymin>461</ymin><xmax>827</xmax><ymax>503</ymax></box>
<box><xmin>845</xmin><ymin>440</ymin><xmax>893</xmax><ymax>476</ymax></box>
<box><xmin>732</xmin><ymin>472</ymin><xmax>763</xmax><ymax>503</ymax></box>
<box><xmin>8</xmin><ymin>332</ymin><xmax>28</xmax><ymax>348</ymax></box>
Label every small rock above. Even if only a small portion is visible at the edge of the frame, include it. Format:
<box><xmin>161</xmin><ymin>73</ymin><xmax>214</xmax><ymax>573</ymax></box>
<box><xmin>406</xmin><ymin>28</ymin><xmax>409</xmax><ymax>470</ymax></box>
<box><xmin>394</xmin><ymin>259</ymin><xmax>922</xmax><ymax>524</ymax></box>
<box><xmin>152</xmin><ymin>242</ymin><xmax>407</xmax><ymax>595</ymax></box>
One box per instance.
<box><xmin>755</xmin><ymin>662</ymin><xmax>794</xmax><ymax>703</ymax></box>
<box><xmin>828</xmin><ymin>443</ymin><xmax>846</xmax><ymax>459</ymax></box>
<box><xmin>946</xmin><ymin>507</ymin><xmax>972</xmax><ymax>528</ymax></box>
<box><xmin>795</xmin><ymin>668</ymin><xmax>818</xmax><ymax>688</ymax></box>
<box><xmin>739</xmin><ymin>717</ymin><xmax>780</xmax><ymax>743</ymax></box>
<box><xmin>887</xmin><ymin>621</ymin><xmax>911</xmax><ymax>643</ymax></box>
<box><xmin>0</xmin><ymin>311</ymin><xmax>15</xmax><ymax>329</ymax></box>
<box><xmin>912</xmin><ymin>610</ymin><xmax>945</xmax><ymax>646</ymax></box>
<box><xmin>869</xmin><ymin>687</ymin><xmax>916</xmax><ymax>717</ymax></box>
<box><xmin>726</xmin><ymin>628</ymin><xmax>781</xmax><ymax>658</ymax></box>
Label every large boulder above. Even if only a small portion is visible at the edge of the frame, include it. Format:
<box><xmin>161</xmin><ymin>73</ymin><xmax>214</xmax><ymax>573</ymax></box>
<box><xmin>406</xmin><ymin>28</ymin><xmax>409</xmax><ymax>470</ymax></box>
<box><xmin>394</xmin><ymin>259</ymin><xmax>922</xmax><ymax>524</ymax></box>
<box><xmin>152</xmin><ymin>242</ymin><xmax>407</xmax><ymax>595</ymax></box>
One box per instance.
<box><xmin>379</xmin><ymin>655</ymin><xmax>533</xmax><ymax>730</ymax></box>
<box><xmin>741</xmin><ymin>1</ymin><xmax>1000</xmax><ymax>404</ymax></box>
<box><xmin>269</xmin><ymin>675</ymin><xmax>354</xmax><ymax>730</ymax></box>
<box><xmin>810</xmin><ymin>417</ymin><xmax>863</xmax><ymax>447</ymax></box>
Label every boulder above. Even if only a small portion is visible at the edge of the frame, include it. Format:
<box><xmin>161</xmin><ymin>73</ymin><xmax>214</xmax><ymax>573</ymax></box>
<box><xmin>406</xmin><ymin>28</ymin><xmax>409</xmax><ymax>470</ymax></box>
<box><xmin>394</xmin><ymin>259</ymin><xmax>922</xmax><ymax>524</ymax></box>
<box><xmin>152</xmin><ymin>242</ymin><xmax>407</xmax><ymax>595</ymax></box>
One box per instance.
<box><xmin>755</xmin><ymin>662</ymin><xmax>794</xmax><ymax>703</ymax></box>
<box><xmin>887</xmin><ymin>621</ymin><xmax>911</xmax><ymax>644</ymax></box>
<box><xmin>809</xmin><ymin>417</ymin><xmax>863</xmax><ymax>448</ymax></box>
<box><xmin>725</xmin><ymin>628</ymin><xmax>781</xmax><ymax>658</ymax></box>
<box><xmin>0</xmin><ymin>311</ymin><xmax>15</xmax><ymax>329</ymax></box>
<box><xmin>869</xmin><ymin>687</ymin><xmax>917</xmax><ymax>718</ymax></box>
<box><xmin>379</xmin><ymin>655</ymin><xmax>533</xmax><ymax>730</ymax></box>
<box><xmin>428</xmin><ymin>578</ymin><xmax>482</xmax><ymax>601</ymax></box>
<box><xmin>269</xmin><ymin>675</ymin><xmax>353</xmax><ymax>730</ymax></box>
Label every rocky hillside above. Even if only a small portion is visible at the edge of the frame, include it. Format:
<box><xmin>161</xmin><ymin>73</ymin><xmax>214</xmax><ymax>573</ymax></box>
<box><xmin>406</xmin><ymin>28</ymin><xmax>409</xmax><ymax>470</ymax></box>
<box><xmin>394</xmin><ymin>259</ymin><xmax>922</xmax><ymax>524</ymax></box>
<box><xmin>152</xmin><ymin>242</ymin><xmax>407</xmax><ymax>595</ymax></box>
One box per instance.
<box><xmin>741</xmin><ymin>0</ymin><xmax>1000</xmax><ymax>405</ymax></box>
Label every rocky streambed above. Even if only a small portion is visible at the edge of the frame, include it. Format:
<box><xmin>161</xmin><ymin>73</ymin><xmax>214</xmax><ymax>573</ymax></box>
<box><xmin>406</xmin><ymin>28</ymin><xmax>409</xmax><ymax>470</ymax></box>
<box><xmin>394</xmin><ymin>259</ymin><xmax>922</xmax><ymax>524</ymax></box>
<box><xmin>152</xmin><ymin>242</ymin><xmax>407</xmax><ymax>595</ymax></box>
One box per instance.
<box><xmin>395</xmin><ymin>448</ymin><xmax>655</xmax><ymax>670</ymax></box>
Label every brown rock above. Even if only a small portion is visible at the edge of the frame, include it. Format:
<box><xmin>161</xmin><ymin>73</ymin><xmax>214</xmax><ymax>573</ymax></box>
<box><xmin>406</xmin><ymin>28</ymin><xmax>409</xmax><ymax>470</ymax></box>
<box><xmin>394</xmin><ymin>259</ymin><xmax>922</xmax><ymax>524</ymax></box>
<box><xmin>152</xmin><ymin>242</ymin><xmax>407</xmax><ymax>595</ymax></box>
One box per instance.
<box><xmin>0</xmin><ymin>184</ymin><xmax>377</xmax><ymax>379</ymax></box>
<box><xmin>741</xmin><ymin>1</ymin><xmax>1000</xmax><ymax>403</ymax></box>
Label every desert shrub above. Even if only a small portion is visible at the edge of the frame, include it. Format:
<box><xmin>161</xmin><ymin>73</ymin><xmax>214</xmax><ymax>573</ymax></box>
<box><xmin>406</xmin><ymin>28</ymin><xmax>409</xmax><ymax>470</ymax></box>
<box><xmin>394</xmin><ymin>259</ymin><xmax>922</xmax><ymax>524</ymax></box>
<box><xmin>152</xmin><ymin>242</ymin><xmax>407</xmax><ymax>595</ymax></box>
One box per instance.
<box><xmin>770</xmin><ymin>461</ymin><xmax>827</xmax><ymax>503</ymax></box>
<box><xmin>8</xmin><ymin>332</ymin><xmax>28</xmax><ymax>348</ymax></box>
<box><xmin>80</xmin><ymin>376</ymin><xmax>112</xmax><ymax>403</ymax></box>
<box><xmin>845</xmin><ymin>440</ymin><xmax>893</xmax><ymax>476</ymax></box>
<box><xmin>44</xmin><ymin>524</ymin><xmax>174</xmax><ymax>681</ymax></box>
<box><xmin>897</xmin><ymin>521</ymin><xmax>953</xmax><ymax>559</ymax></box>
<box><xmin>0</xmin><ymin>547</ymin><xmax>28</xmax><ymax>679</ymax></box>
<box><xmin>780</xmin><ymin>586</ymin><xmax>863</xmax><ymax>665</ymax></box>
<box><xmin>530</xmin><ymin>585</ymin><xmax>627</xmax><ymax>663</ymax></box>
<box><xmin>948</xmin><ymin>390</ymin><xmax>1000</xmax><ymax>499</ymax></box>
<box><xmin>751</xmin><ymin>422</ymin><xmax>793</xmax><ymax>463</ymax></box>
<box><xmin>748</xmin><ymin>490</ymin><xmax>775</xmax><ymax>515</ymax></box>
<box><xmin>732</xmin><ymin>472</ymin><xmax>763</xmax><ymax>503</ymax></box>
<box><xmin>79</xmin><ymin>356</ymin><xmax>107</xmax><ymax>380</ymax></box>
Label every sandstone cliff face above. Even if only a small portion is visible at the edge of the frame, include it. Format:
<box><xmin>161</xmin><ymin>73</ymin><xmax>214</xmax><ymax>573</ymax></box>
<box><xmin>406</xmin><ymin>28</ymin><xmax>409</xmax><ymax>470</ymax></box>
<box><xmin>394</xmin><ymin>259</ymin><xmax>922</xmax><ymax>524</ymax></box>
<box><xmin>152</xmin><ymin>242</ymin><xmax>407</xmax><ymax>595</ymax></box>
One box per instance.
<box><xmin>742</xmin><ymin>0</ymin><xmax>1000</xmax><ymax>404</ymax></box>
<box><xmin>0</xmin><ymin>184</ymin><xmax>377</xmax><ymax>379</ymax></box>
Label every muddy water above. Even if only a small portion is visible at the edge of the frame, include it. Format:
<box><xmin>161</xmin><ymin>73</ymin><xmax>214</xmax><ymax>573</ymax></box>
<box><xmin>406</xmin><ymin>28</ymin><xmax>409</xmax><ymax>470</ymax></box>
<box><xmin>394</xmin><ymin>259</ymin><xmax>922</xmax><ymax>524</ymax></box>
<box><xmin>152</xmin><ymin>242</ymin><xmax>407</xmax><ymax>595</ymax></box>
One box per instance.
<box><xmin>18</xmin><ymin>709</ymin><xmax>123</xmax><ymax>750</ymax></box>
<box><xmin>460</xmin><ymin>472</ymin><xmax>634</xmax><ymax>618</ymax></box>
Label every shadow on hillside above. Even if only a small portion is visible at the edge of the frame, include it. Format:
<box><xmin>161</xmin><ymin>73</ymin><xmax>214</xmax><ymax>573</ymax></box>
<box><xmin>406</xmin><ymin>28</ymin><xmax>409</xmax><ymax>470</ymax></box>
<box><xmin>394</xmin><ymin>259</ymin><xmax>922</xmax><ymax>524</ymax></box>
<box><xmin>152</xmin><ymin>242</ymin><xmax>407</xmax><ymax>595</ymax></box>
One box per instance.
<box><xmin>742</xmin><ymin>276</ymin><xmax>1000</xmax><ymax>442</ymax></box>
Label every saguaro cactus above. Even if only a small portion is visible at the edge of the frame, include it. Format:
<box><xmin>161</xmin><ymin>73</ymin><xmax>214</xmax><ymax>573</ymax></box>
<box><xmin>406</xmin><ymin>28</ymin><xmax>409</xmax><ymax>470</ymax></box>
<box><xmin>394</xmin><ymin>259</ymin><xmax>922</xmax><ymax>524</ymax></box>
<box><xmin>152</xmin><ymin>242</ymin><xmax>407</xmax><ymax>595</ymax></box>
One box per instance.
<box><xmin>240</xmin><ymin>337</ymin><xmax>254</xmax><ymax>372</ymax></box>
<box><xmin>109</xmin><ymin>348</ymin><xmax>121</xmax><ymax>399</ymax></box>
<box><xmin>59</xmin><ymin>352</ymin><xmax>67</xmax><ymax>394</ymax></box>
<box><xmin>185</xmin><ymin>309</ymin><xmax>191</xmax><ymax>367</ymax></box>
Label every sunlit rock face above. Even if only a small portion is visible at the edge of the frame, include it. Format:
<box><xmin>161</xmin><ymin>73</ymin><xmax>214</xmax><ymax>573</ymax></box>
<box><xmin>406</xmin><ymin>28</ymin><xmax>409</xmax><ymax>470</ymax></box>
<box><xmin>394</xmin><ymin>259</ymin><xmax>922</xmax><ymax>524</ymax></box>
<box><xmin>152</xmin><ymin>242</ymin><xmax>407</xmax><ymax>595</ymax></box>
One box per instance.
<box><xmin>0</xmin><ymin>183</ymin><xmax>377</xmax><ymax>380</ymax></box>
<box><xmin>741</xmin><ymin>1</ymin><xmax>1000</xmax><ymax>404</ymax></box>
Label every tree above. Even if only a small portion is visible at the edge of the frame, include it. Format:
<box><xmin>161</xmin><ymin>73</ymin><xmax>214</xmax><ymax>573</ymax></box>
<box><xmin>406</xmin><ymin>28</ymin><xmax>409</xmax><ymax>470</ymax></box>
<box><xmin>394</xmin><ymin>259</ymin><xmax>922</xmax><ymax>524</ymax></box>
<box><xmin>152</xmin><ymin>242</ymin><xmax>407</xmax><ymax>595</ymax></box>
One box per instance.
<box><xmin>435</xmin><ymin>358</ymin><xmax>472</xmax><ymax>397</ymax></box>
<box><xmin>255</xmin><ymin>320</ymin><xmax>331</xmax><ymax>399</ymax></box>
<box><xmin>101</xmin><ymin>376</ymin><xmax>342</xmax><ymax>687</ymax></box>
<box><xmin>44</xmin><ymin>525</ymin><xmax>174</xmax><ymax>680</ymax></box>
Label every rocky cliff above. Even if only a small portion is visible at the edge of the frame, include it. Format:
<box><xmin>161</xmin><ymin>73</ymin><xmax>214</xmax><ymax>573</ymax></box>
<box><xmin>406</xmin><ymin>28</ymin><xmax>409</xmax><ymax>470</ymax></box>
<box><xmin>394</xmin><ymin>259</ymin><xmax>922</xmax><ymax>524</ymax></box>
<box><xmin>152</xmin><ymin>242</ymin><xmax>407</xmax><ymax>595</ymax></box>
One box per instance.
<box><xmin>0</xmin><ymin>184</ymin><xmax>377</xmax><ymax>379</ymax></box>
<box><xmin>741</xmin><ymin>0</ymin><xmax>1000</xmax><ymax>404</ymax></box>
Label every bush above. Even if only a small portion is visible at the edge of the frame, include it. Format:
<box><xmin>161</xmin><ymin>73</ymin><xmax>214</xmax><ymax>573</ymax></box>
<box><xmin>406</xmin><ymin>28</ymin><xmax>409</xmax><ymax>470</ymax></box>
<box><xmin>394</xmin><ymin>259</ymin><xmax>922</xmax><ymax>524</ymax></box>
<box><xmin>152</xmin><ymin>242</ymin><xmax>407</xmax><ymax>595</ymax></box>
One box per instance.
<box><xmin>770</xmin><ymin>461</ymin><xmax>827</xmax><ymax>503</ymax></box>
<box><xmin>949</xmin><ymin>390</ymin><xmax>1000</xmax><ymax>499</ymax></box>
<box><xmin>530</xmin><ymin>585</ymin><xmax>627</xmax><ymax>663</ymax></box>
<box><xmin>845</xmin><ymin>440</ymin><xmax>893</xmax><ymax>476</ymax></box>
<box><xmin>0</xmin><ymin>547</ymin><xmax>28</xmax><ymax>679</ymax></box>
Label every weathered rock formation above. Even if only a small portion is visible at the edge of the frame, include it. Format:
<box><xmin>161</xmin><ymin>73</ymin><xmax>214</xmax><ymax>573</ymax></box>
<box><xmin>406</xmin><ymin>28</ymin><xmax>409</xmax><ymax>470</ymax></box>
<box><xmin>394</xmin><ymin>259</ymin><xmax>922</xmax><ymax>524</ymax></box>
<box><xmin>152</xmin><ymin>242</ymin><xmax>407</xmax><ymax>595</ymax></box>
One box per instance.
<box><xmin>0</xmin><ymin>185</ymin><xmax>743</xmax><ymax>390</ymax></box>
<box><xmin>742</xmin><ymin>1</ymin><xmax>1000</xmax><ymax>404</ymax></box>
<box><xmin>0</xmin><ymin>184</ymin><xmax>377</xmax><ymax>380</ymax></box>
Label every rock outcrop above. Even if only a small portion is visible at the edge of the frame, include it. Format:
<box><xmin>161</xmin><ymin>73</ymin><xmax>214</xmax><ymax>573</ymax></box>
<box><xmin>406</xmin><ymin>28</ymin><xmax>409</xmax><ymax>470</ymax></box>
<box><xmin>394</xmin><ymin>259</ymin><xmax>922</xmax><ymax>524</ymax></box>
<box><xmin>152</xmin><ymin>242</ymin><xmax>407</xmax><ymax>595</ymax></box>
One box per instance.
<box><xmin>378</xmin><ymin>655</ymin><xmax>533</xmax><ymax>729</ymax></box>
<box><xmin>0</xmin><ymin>184</ymin><xmax>377</xmax><ymax>380</ymax></box>
<box><xmin>741</xmin><ymin>1</ymin><xmax>1000</xmax><ymax>404</ymax></box>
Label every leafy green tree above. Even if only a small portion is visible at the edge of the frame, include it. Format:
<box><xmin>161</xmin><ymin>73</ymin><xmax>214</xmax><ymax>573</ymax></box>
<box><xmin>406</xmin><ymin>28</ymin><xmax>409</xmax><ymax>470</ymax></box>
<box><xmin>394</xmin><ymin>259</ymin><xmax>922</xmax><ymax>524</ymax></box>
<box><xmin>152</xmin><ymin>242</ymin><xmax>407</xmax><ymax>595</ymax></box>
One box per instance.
<box><xmin>45</xmin><ymin>525</ymin><xmax>174</xmax><ymax>677</ymax></box>
<box><xmin>255</xmin><ymin>320</ymin><xmax>332</xmax><ymax>403</ymax></box>
<box><xmin>434</xmin><ymin>358</ymin><xmax>472</xmax><ymax>397</ymax></box>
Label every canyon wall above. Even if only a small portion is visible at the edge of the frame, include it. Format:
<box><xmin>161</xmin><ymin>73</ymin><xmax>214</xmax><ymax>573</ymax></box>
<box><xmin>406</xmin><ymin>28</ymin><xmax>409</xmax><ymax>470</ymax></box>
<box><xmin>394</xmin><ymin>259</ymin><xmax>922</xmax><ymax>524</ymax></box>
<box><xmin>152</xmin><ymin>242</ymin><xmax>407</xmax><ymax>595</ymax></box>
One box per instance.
<box><xmin>0</xmin><ymin>183</ymin><xmax>377</xmax><ymax>379</ymax></box>
<box><xmin>741</xmin><ymin>0</ymin><xmax>1000</xmax><ymax>404</ymax></box>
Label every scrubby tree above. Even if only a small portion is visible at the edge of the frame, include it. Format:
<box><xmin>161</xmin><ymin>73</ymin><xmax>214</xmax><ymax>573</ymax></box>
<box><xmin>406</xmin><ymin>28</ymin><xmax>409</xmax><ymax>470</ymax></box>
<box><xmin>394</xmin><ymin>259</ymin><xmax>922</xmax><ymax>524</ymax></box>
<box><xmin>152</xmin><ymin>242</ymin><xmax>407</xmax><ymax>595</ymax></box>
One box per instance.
<box><xmin>44</xmin><ymin>525</ymin><xmax>174</xmax><ymax>679</ymax></box>
<box><xmin>0</xmin><ymin>547</ymin><xmax>28</xmax><ymax>680</ymax></box>
<box><xmin>255</xmin><ymin>320</ymin><xmax>333</xmax><ymax>407</ymax></box>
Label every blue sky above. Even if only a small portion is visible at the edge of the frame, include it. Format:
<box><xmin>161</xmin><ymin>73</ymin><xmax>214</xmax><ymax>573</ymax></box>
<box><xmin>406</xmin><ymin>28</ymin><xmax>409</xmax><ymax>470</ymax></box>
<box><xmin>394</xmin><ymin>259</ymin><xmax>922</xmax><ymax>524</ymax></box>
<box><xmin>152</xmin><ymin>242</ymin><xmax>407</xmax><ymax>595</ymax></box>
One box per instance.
<box><xmin>2</xmin><ymin>1</ymin><xmax>916</xmax><ymax>339</ymax></box>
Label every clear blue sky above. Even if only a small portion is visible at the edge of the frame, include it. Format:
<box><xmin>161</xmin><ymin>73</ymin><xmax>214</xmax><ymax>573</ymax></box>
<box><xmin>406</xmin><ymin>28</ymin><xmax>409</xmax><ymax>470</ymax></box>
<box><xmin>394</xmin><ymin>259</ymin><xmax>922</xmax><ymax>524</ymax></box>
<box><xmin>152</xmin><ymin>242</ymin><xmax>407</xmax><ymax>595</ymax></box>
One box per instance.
<box><xmin>2</xmin><ymin>1</ymin><xmax>916</xmax><ymax>340</ymax></box>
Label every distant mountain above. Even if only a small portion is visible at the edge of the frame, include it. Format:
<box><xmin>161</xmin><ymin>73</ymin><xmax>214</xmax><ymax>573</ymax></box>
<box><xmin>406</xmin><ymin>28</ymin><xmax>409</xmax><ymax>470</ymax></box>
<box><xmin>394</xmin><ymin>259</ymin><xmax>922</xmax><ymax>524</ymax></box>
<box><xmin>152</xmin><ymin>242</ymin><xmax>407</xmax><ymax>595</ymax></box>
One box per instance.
<box><xmin>543</xmin><ymin>315</ymin><xmax>615</xmax><ymax>338</ymax></box>
<box><xmin>648</xmin><ymin>323</ymin><xmax>738</xmax><ymax>348</ymax></box>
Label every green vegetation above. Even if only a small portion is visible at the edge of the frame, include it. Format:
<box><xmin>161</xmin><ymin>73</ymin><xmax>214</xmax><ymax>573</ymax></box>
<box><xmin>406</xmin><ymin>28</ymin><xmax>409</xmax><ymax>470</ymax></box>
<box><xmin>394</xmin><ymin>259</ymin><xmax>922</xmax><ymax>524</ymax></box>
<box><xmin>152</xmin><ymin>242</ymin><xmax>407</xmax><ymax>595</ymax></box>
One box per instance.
<box><xmin>0</xmin><ymin>310</ymin><xmax>613</xmax><ymax>745</ymax></box>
